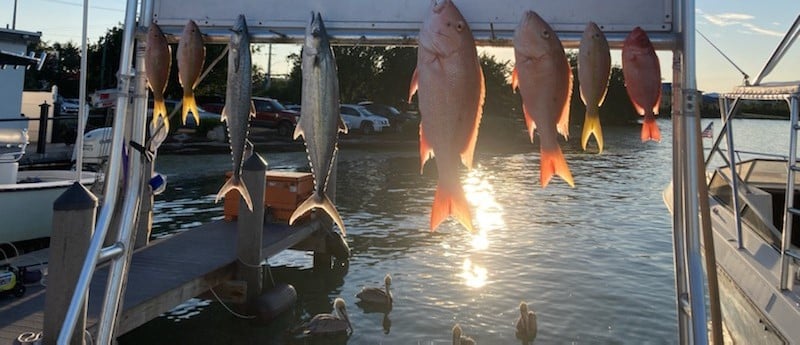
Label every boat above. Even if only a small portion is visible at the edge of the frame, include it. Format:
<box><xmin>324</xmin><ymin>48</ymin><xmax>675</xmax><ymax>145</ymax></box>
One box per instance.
<box><xmin>0</xmin><ymin>128</ymin><xmax>100</xmax><ymax>245</ymax></box>
<box><xmin>663</xmin><ymin>16</ymin><xmax>800</xmax><ymax>342</ymax></box>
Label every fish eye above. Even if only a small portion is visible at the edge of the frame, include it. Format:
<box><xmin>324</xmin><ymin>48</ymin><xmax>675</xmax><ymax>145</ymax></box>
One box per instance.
<box><xmin>456</xmin><ymin>21</ymin><xmax>464</xmax><ymax>32</ymax></box>
<box><xmin>541</xmin><ymin>30</ymin><xmax>550</xmax><ymax>38</ymax></box>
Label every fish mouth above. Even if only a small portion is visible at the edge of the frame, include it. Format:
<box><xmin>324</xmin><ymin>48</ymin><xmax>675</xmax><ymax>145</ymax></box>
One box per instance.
<box><xmin>432</xmin><ymin>0</ymin><xmax>449</xmax><ymax>13</ymax></box>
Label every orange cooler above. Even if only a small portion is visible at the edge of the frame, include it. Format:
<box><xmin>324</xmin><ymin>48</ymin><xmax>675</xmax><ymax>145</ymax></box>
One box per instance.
<box><xmin>223</xmin><ymin>171</ymin><xmax>314</xmax><ymax>222</ymax></box>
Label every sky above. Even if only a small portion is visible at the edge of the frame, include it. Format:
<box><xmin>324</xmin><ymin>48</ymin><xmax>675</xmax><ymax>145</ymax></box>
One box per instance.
<box><xmin>3</xmin><ymin>0</ymin><xmax>799</xmax><ymax>93</ymax></box>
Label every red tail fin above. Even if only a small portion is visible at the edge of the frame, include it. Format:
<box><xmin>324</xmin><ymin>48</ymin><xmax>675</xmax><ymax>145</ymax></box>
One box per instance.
<box><xmin>430</xmin><ymin>183</ymin><xmax>474</xmax><ymax>233</ymax></box>
<box><xmin>641</xmin><ymin>113</ymin><xmax>661</xmax><ymax>142</ymax></box>
<box><xmin>540</xmin><ymin>147</ymin><xmax>575</xmax><ymax>188</ymax></box>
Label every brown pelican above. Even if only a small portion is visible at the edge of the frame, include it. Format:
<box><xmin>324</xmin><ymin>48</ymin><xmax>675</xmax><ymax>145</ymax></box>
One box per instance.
<box><xmin>515</xmin><ymin>302</ymin><xmax>538</xmax><ymax>343</ymax></box>
<box><xmin>356</xmin><ymin>274</ymin><xmax>393</xmax><ymax>309</ymax></box>
<box><xmin>303</xmin><ymin>297</ymin><xmax>353</xmax><ymax>336</ymax></box>
<box><xmin>453</xmin><ymin>323</ymin><xmax>477</xmax><ymax>345</ymax></box>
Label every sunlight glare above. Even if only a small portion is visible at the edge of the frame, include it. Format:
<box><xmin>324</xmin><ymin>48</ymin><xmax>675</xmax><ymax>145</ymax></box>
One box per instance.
<box><xmin>460</xmin><ymin>258</ymin><xmax>488</xmax><ymax>288</ymax></box>
<box><xmin>464</xmin><ymin>169</ymin><xmax>505</xmax><ymax>251</ymax></box>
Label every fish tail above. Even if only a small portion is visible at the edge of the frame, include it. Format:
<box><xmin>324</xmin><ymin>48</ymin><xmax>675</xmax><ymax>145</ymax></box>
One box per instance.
<box><xmin>182</xmin><ymin>93</ymin><xmax>201</xmax><ymax>126</ymax></box>
<box><xmin>290</xmin><ymin>193</ymin><xmax>347</xmax><ymax>235</ymax></box>
<box><xmin>431</xmin><ymin>183</ymin><xmax>474</xmax><ymax>233</ymax></box>
<box><xmin>152</xmin><ymin>100</ymin><xmax>169</xmax><ymax>134</ymax></box>
<box><xmin>641</xmin><ymin>113</ymin><xmax>661</xmax><ymax>142</ymax></box>
<box><xmin>215</xmin><ymin>176</ymin><xmax>254</xmax><ymax>211</ymax></box>
<box><xmin>540</xmin><ymin>147</ymin><xmax>575</xmax><ymax>188</ymax></box>
<box><xmin>581</xmin><ymin>106</ymin><xmax>604</xmax><ymax>153</ymax></box>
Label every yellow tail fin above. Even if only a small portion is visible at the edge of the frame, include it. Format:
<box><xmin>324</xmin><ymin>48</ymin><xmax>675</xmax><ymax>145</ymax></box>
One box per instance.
<box><xmin>641</xmin><ymin>113</ymin><xmax>661</xmax><ymax>142</ymax></box>
<box><xmin>430</xmin><ymin>183</ymin><xmax>474</xmax><ymax>233</ymax></box>
<box><xmin>215</xmin><ymin>176</ymin><xmax>253</xmax><ymax>211</ymax></box>
<box><xmin>540</xmin><ymin>147</ymin><xmax>575</xmax><ymax>188</ymax></box>
<box><xmin>581</xmin><ymin>107</ymin><xmax>604</xmax><ymax>153</ymax></box>
<box><xmin>152</xmin><ymin>100</ymin><xmax>169</xmax><ymax>135</ymax></box>
<box><xmin>182</xmin><ymin>94</ymin><xmax>200</xmax><ymax>126</ymax></box>
<box><xmin>290</xmin><ymin>194</ymin><xmax>347</xmax><ymax>236</ymax></box>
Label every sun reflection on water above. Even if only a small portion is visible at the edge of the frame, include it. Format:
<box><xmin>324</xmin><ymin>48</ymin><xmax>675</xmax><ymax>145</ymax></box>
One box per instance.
<box><xmin>464</xmin><ymin>169</ymin><xmax>505</xmax><ymax>251</ymax></box>
<box><xmin>456</xmin><ymin>168</ymin><xmax>505</xmax><ymax>289</ymax></box>
<box><xmin>460</xmin><ymin>258</ymin><xmax>488</xmax><ymax>288</ymax></box>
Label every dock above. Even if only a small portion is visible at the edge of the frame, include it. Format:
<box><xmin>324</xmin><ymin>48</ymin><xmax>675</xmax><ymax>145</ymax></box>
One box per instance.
<box><xmin>0</xmin><ymin>218</ymin><xmax>324</xmax><ymax>343</ymax></box>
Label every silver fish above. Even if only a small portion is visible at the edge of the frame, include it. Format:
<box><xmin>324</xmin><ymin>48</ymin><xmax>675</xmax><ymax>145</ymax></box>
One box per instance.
<box><xmin>289</xmin><ymin>12</ymin><xmax>348</xmax><ymax>235</ymax></box>
<box><xmin>215</xmin><ymin>15</ymin><xmax>255</xmax><ymax>211</ymax></box>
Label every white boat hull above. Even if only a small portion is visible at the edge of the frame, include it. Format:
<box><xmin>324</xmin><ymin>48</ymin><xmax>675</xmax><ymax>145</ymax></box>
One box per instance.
<box><xmin>0</xmin><ymin>170</ymin><xmax>99</xmax><ymax>244</ymax></box>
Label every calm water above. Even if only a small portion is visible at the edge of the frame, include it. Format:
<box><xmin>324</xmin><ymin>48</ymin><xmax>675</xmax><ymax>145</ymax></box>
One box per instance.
<box><xmin>119</xmin><ymin>118</ymin><xmax>791</xmax><ymax>344</ymax></box>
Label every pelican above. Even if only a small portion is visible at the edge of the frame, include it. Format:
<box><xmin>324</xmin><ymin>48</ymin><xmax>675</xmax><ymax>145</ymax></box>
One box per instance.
<box><xmin>515</xmin><ymin>302</ymin><xmax>537</xmax><ymax>344</ymax></box>
<box><xmin>453</xmin><ymin>323</ymin><xmax>477</xmax><ymax>345</ymax></box>
<box><xmin>303</xmin><ymin>297</ymin><xmax>353</xmax><ymax>336</ymax></box>
<box><xmin>356</xmin><ymin>274</ymin><xmax>393</xmax><ymax>309</ymax></box>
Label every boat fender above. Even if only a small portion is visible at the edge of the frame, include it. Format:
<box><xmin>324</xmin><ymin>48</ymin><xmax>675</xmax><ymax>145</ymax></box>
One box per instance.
<box><xmin>255</xmin><ymin>283</ymin><xmax>297</xmax><ymax>323</ymax></box>
<box><xmin>149</xmin><ymin>172</ymin><xmax>166</xmax><ymax>195</ymax></box>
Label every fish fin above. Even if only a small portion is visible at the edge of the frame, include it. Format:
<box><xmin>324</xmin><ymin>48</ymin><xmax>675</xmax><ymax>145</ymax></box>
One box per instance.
<box><xmin>581</xmin><ymin>105</ymin><xmax>604</xmax><ymax>153</ymax></box>
<box><xmin>419</xmin><ymin>124</ymin><xmax>434</xmax><ymax>174</ymax></box>
<box><xmin>182</xmin><ymin>94</ymin><xmax>201</xmax><ymax>126</ymax></box>
<box><xmin>523</xmin><ymin>106</ymin><xmax>536</xmax><ymax>143</ymax></box>
<box><xmin>460</xmin><ymin>66</ymin><xmax>484</xmax><ymax>170</ymax></box>
<box><xmin>557</xmin><ymin>65</ymin><xmax>572</xmax><ymax>140</ymax></box>
<box><xmin>641</xmin><ymin>112</ymin><xmax>661</xmax><ymax>142</ymax></box>
<box><xmin>631</xmin><ymin>100</ymin><xmax>645</xmax><ymax>115</ymax></box>
<box><xmin>290</xmin><ymin>194</ymin><xmax>347</xmax><ymax>236</ymax></box>
<box><xmin>408</xmin><ymin>67</ymin><xmax>419</xmax><ymax>103</ymax></box>
<box><xmin>249</xmin><ymin>100</ymin><xmax>256</xmax><ymax>118</ymax></box>
<box><xmin>653</xmin><ymin>93</ymin><xmax>661</xmax><ymax>115</ymax></box>
<box><xmin>293</xmin><ymin>122</ymin><xmax>304</xmax><ymax>140</ymax></box>
<box><xmin>431</xmin><ymin>183</ymin><xmax>474</xmax><ymax>233</ymax></box>
<box><xmin>338</xmin><ymin>116</ymin><xmax>348</xmax><ymax>134</ymax></box>
<box><xmin>220</xmin><ymin>105</ymin><xmax>228</xmax><ymax>122</ymax></box>
<box><xmin>511</xmin><ymin>66</ymin><xmax>519</xmax><ymax>92</ymax></box>
<box><xmin>215</xmin><ymin>176</ymin><xmax>254</xmax><ymax>211</ymax></box>
<box><xmin>540</xmin><ymin>147</ymin><xmax>575</xmax><ymax>188</ymax></box>
<box><xmin>151</xmin><ymin>99</ymin><xmax>170</xmax><ymax>137</ymax></box>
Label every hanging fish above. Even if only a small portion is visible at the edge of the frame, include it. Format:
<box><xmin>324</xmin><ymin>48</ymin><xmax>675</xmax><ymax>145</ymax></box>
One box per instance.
<box><xmin>512</xmin><ymin>11</ymin><xmax>575</xmax><ymax>187</ymax></box>
<box><xmin>409</xmin><ymin>0</ymin><xmax>484</xmax><ymax>233</ymax></box>
<box><xmin>290</xmin><ymin>12</ymin><xmax>348</xmax><ymax>235</ymax></box>
<box><xmin>177</xmin><ymin>19</ymin><xmax>206</xmax><ymax>126</ymax></box>
<box><xmin>214</xmin><ymin>15</ymin><xmax>255</xmax><ymax>211</ymax></box>
<box><xmin>578</xmin><ymin>22</ymin><xmax>611</xmax><ymax>153</ymax></box>
<box><xmin>622</xmin><ymin>27</ymin><xmax>662</xmax><ymax>142</ymax></box>
<box><xmin>145</xmin><ymin>22</ymin><xmax>171</xmax><ymax>147</ymax></box>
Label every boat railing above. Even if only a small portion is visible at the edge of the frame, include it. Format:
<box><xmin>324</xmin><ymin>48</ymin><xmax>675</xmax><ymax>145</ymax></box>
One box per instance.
<box><xmin>707</xmin><ymin>13</ymin><xmax>800</xmax><ymax>293</ymax></box>
<box><xmin>55</xmin><ymin>0</ymin><xmax>720</xmax><ymax>344</ymax></box>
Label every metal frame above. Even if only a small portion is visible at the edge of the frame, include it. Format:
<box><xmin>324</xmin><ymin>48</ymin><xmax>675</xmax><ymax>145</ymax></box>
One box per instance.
<box><xmin>58</xmin><ymin>0</ymin><xmax>715</xmax><ymax>344</ymax></box>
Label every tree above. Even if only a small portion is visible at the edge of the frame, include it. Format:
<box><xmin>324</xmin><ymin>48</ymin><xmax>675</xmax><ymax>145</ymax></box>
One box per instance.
<box><xmin>333</xmin><ymin>46</ymin><xmax>385</xmax><ymax>103</ymax></box>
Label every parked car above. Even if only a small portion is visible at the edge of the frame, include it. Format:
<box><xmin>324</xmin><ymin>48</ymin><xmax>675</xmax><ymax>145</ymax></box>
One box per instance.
<box><xmin>340</xmin><ymin>104</ymin><xmax>390</xmax><ymax>134</ymax></box>
<box><xmin>285</xmin><ymin>104</ymin><xmax>301</xmax><ymax>112</ymax></box>
<box><xmin>357</xmin><ymin>101</ymin><xmax>416</xmax><ymax>133</ymax></box>
<box><xmin>56</xmin><ymin>96</ymin><xmax>80</xmax><ymax>114</ymax></box>
<box><xmin>199</xmin><ymin>97</ymin><xmax>299</xmax><ymax>137</ymax></box>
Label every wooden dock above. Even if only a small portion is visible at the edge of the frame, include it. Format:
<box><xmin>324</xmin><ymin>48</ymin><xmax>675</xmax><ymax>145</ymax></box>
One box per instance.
<box><xmin>0</xmin><ymin>218</ymin><xmax>324</xmax><ymax>343</ymax></box>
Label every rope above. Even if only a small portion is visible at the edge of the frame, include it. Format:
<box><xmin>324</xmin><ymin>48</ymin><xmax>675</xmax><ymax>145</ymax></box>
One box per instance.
<box><xmin>208</xmin><ymin>286</ymin><xmax>256</xmax><ymax>319</ymax></box>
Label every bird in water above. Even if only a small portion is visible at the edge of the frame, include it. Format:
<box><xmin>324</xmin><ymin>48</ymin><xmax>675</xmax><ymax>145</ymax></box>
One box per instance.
<box><xmin>356</xmin><ymin>274</ymin><xmax>393</xmax><ymax>310</ymax></box>
<box><xmin>515</xmin><ymin>302</ymin><xmax>538</xmax><ymax>344</ymax></box>
<box><xmin>302</xmin><ymin>297</ymin><xmax>352</xmax><ymax>336</ymax></box>
<box><xmin>453</xmin><ymin>323</ymin><xmax>477</xmax><ymax>345</ymax></box>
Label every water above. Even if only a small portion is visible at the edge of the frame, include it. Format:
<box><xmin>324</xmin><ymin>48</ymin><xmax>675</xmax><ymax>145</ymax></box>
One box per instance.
<box><xmin>119</xmin><ymin>118</ymin><xmax>790</xmax><ymax>344</ymax></box>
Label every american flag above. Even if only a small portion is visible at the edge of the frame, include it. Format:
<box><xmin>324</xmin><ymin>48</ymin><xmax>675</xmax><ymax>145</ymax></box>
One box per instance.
<box><xmin>701</xmin><ymin>122</ymin><xmax>714</xmax><ymax>139</ymax></box>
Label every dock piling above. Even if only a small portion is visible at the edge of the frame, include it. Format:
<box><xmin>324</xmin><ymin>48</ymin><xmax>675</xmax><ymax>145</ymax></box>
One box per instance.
<box><xmin>237</xmin><ymin>153</ymin><xmax>267</xmax><ymax>312</ymax></box>
<box><xmin>43</xmin><ymin>182</ymin><xmax>97</xmax><ymax>345</ymax></box>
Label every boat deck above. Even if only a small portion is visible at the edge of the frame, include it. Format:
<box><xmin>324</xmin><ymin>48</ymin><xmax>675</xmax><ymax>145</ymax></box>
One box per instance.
<box><xmin>0</xmin><ymin>218</ymin><xmax>323</xmax><ymax>343</ymax></box>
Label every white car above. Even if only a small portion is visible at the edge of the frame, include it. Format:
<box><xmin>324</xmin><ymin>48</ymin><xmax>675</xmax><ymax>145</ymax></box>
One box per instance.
<box><xmin>340</xmin><ymin>104</ymin><xmax>390</xmax><ymax>134</ymax></box>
